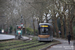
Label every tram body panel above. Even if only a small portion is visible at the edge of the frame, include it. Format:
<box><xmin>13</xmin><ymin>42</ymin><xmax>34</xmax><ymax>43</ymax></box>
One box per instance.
<box><xmin>38</xmin><ymin>36</ymin><xmax>53</xmax><ymax>41</ymax></box>
<box><xmin>38</xmin><ymin>23</ymin><xmax>53</xmax><ymax>41</ymax></box>
<box><xmin>38</xmin><ymin>35</ymin><xmax>50</xmax><ymax>38</ymax></box>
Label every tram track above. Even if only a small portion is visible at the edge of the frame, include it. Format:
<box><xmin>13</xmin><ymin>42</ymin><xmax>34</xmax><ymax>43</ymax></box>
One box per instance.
<box><xmin>5</xmin><ymin>42</ymin><xmax>48</xmax><ymax>50</ymax></box>
<box><xmin>0</xmin><ymin>37</ymin><xmax>57</xmax><ymax>50</ymax></box>
<box><xmin>0</xmin><ymin>39</ymin><xmax>37</xmax><ymax>47</ymax></box>
<box><xmin>19</xmin><ymin>42</ymin><xmax>48</xmax><ymax>50</ymax></box>
<box><xmin>0</xmin><ymin>38</ymin><xmax>39</xmax><ymax>50</ymax></box>
<box><xmin>0</xmin><ymin>41</ymin><xmax>52</xmax><ymax>50</ymax></box>
<box><xmin>5</xmin><ymin>42</ymin><xmax>38</xmax><ymax>50</ymax></box>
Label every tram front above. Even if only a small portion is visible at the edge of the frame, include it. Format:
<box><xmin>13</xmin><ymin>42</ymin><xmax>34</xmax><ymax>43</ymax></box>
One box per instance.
<box><xmin>38</xmin><ymin>23</ymin><xmax>53</xmax><ymax>41</ymax></box>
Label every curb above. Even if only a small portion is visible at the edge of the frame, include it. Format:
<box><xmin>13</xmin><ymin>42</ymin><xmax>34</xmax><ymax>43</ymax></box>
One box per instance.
<box><xmin>0</xmin><ymin>38</ymin><xmax>14</xmax><ymax>42</ymax></box>
<box><xmin>40</xmin><ymin>42</ymin><xmax>61</xmax><ymax>50</ymax></box>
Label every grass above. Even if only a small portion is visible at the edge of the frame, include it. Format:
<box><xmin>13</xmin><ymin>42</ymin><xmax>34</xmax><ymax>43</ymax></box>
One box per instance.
<box><xmin>27</xmin><ymin>43</ymin><xmax>55</xmax><ymax>50</ymax></box>
<box><xmin>0</xmin><ymin>41</ymin><xmax>38</xmax><ymax>49</ymax></box>
<box><xmin>11</xmin><ymin>42</ymin><xmax>44</xmax><ymax>50</ymax></box>
<box><xmin>0</xmin><ymin>36</ymin><xmax>60</xmax><ymax>50</ymax></box>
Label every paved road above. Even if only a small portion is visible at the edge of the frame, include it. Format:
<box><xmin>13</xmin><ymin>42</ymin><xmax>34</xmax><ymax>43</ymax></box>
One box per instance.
<box><xmin>0</xmin><ymin>34</ymin><xmax>29</xmax><ymax>40</ymax></box>
<box><xmin>47</xmin><ymin>38</ymin><xmax>74</xmax><ymax>50</ymax></box>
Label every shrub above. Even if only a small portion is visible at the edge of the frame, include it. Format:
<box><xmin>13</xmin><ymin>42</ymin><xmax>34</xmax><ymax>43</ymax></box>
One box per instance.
<box><xmin>26</xmin><ymin>28</ymin><xmax>34</xmax><ymax>35</ymax></box>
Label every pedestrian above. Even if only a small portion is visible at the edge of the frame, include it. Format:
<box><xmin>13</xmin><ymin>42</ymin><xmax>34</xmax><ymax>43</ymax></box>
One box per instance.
<box><xmin>59</xmin><ymin>30</ymin><xmax>61</xmax><ymax>37</ymax></box>
<box><xmin>67</xmin><ymin>32</ymin><xmax>71</xmax><ymax>44</ymax></box>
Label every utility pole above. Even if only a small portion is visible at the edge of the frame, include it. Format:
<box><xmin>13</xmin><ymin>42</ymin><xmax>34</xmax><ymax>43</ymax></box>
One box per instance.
<box><xmin>21</xmin><ymin>15</ymin><xmax>23</xmax><ymax>23</ymax></box>
<box><xmin>21</xmin><ymin>15</ymin><xmax>23</xmax><ymax>26</ymax></box>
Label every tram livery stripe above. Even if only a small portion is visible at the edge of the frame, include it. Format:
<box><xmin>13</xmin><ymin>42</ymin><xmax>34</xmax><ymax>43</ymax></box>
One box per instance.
<box><xmin>38</xmin><ymin>35</ymin><xmax>50</xmax><ymax>38</ymax></box>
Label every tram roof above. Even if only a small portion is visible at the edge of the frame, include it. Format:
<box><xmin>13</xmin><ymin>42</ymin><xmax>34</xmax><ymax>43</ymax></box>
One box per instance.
<box><xmin>39</xmin><ymin>23</ymin><xmax>52</xmax><ymax>25</ymax></box>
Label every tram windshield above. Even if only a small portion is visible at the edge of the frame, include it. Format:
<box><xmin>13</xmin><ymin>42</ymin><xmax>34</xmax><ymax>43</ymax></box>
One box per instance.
<box><xmin>17</xmin><ymin>26</ymin><xmax>22</xmax><ymax>30</ymax></box>
<box><xmin>39</xmin><ymin>27</ymin><xmax>50</xmax><ymax>35</ymax></box>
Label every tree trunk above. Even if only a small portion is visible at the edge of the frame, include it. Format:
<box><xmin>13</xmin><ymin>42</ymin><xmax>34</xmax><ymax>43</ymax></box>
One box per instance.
<box><xmin>69</xmin><ymin>16</ymin><xmax>75</xmax><ymax>39</ymax></box>
<box><xmin>25</xmin><ymin>21</ymin><xmax>26</xmax><ymax>34</ymax></box>
<box><xmin>52</xmin><ymin>18</ymin><xmax>55</xmax><ymax>37</ymax></box>
<box><xmin>60</xmin><ymin>15</ymin><xmax>64</xmax><ymax>38</ymax></box>
<box><xmin>53</xmin><ymin>16</ymin><xmax>59</xmax><ymax>38</ymax></box>
<box><xmin>68</xmin><ymin>12</ymin><xmax>74</xmax><ymax>39</ymax></box>
<box><xmin>33</xmin><ymin>18</ymin><xmax>35</xmax><ymax>35</ymax></box>
<box><xmin>69</xmin><ymin>22</ymin><xmax>73</xmax><ymax>39</ymax></box>
<box><xmin>45</xmin><ymin>13</ymin><xmax>48</xmax><ymax>23</ymax></box>
<box><xmin>64</xmin><ymin>15</ymin><xmax>69</xmax><ymax>38</ymax></box>
<box><xmin>68</xmin><ymin>5</ymin><xmax>75</xmax><ymax>39</ymax></box>
<box><xmin>39</xmin><ymin>10</ymin><xmax>43</xmax><ymax>23</ymax></box>
<box><xmin>37</xmin><ymin>19</ymin><xmax>39</xmax><ymax>35</ymax></box>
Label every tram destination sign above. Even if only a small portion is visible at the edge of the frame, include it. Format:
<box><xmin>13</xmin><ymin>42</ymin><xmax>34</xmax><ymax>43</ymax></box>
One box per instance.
<box><xmin>40</xmin><ymin>25</ymin><xmax>48</xmax><ymax>27</ymax></box>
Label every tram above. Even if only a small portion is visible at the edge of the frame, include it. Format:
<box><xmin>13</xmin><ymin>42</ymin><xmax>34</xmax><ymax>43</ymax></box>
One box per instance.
<box><xmin>38</xmin><ymin>23</ymin><xmax>53</xmax><ymax>41</ymax></box>
<box><xmin>15</xmin><ymin>25</ymin><xmax>23</xmax><ymax>39</ymax></box>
